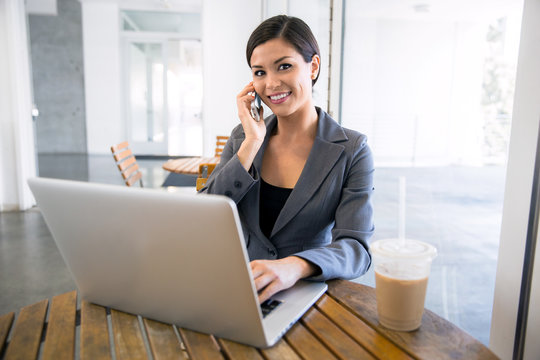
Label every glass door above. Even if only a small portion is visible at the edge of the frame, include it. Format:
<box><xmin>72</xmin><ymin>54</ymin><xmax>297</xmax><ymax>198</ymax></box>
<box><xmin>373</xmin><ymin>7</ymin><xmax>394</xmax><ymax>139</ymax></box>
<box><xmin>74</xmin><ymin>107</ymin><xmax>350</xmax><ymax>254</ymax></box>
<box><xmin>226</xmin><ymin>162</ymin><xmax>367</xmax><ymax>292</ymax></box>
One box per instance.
<box><xmin>166</xmin><ymin>39</ymin><xmax>203</xmax><ymax>156</ymax></box>
<box><xmin>125</xmin><ymin>40</ymin><xmax>167</xmax><ymax>155</ymax></box>
<box><xmin>120</xmin><ymin>9</ymin><xmax>203</xmax><ymax>156</ymax></box>
<box><xmin>123</xmin><ymin>38</ymin><xmax>203</xmax><ymax>156</ymax></box>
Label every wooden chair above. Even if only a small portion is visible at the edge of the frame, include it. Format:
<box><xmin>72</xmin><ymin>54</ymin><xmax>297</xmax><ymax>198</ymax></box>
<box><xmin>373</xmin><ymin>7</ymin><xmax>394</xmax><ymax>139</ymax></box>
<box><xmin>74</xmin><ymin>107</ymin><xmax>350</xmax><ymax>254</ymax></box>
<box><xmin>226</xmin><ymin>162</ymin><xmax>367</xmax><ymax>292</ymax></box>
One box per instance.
<box><xmin>196</xmin><ymin>163</ymin><xmax>216</xmax><ymax>191</ymax></box>
<box><xmin>110</xmin><ymin>141</ymin><xmax>143</xmax><ymax>187</ymax></box>
<box><xmin>215</xmin><ymin>136</ymin><xmax>229</xmax><ymax>157</ymax></box>
<box><xmin>196</xmin><ymin>136</ymin><xmax>227</xmax><ymax>190</ymax></box>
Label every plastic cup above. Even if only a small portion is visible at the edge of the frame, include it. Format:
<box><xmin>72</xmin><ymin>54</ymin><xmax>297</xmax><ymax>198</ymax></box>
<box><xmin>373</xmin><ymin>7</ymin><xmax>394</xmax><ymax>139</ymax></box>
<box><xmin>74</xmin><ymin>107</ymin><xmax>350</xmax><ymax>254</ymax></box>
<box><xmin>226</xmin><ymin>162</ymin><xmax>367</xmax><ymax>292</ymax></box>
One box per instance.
<box><xmin>370</xmin><ymin>238</ymin><xmax>437</xmax><ymax>331</ymax></box>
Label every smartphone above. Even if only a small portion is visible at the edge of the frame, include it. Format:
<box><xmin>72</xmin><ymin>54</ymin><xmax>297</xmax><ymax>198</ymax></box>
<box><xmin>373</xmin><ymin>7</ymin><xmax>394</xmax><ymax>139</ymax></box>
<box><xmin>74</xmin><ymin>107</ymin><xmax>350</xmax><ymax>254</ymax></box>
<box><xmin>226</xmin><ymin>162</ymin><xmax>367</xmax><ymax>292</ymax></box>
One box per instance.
<box><xmin>250</xmin><ymin>93</ymin><xmax>262</xmax><ymax>121</ymax></box>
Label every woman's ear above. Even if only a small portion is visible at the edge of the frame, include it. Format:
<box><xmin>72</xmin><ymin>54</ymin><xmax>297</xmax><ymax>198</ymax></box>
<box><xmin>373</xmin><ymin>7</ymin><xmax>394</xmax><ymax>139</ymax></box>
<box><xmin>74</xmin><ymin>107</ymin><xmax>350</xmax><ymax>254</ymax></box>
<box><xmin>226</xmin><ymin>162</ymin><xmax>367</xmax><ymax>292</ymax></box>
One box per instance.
<box><xmin>311</xmin><ymin>54</ymin><xmax>321</xmax><ymax>80</ymax></box>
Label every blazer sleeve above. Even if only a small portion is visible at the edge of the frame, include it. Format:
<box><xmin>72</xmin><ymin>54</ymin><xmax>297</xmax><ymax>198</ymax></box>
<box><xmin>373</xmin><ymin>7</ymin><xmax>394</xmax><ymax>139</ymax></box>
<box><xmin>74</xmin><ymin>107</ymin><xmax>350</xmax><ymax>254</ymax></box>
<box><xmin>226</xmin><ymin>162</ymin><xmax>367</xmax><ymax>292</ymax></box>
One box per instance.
<box><xmin>200</xmin><ymin>126</ymin><xmax>258</xmax><ymax>204</ymax></box>
<box><xmin>293</xmin><ymin>136</ymin><xmax>374</xmax><ymax>281</ymax></box>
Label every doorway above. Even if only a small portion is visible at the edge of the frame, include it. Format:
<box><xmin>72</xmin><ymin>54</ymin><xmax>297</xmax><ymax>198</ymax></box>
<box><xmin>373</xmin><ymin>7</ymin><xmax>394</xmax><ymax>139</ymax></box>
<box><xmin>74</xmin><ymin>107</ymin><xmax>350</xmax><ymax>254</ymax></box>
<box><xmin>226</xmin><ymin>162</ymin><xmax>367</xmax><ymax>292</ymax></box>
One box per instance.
<box><xmin>121</xmin><ymin>10</ymin><xmax>203</xmax><ymax>156</ymax></box>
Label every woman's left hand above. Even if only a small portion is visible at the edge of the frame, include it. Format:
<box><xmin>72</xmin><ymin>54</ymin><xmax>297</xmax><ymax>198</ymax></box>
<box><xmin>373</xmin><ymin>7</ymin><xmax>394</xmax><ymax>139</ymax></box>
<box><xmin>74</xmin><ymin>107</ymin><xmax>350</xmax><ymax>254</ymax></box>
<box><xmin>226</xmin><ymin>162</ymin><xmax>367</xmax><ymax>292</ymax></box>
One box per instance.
<box><xmin>250</xmin><ymin>256</ymin><xmax>317</xmax><ymax>303</ymax></box>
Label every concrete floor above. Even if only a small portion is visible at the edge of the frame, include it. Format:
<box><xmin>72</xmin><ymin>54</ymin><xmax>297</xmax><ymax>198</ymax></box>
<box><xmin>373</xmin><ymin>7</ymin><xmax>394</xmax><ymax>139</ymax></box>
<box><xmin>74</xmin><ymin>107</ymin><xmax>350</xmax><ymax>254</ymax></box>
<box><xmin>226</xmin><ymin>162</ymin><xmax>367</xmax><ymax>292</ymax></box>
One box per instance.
<box><xmin>0</xmin><ymin>154</ymin><xmax>505</xmax><ymax>346</ymax></box>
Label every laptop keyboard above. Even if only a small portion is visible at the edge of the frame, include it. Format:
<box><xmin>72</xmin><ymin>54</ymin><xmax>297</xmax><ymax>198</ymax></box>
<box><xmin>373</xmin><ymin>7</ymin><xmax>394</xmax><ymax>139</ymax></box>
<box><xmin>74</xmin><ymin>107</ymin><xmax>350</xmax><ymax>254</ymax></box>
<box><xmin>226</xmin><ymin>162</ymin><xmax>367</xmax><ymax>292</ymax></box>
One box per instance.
<box><xmin>260</xmin><ymin>299</ymin><xmax>283</xmax><ymax>318</ymax></box>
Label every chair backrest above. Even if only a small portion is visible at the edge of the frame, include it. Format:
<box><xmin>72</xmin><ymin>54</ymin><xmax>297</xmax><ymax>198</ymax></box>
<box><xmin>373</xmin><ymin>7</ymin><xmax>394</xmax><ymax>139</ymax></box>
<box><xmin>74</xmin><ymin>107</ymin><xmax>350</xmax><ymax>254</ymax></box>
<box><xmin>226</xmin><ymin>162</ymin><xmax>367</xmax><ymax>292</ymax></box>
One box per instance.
<box><xmin>215</xmin><ymin>136</ymin><xmax>229</xmax><ymax>157</ymax></box>
<box><xmin>110</xmin><ymin>141</ymin><xmax>143</xmax><ymax>187</ymax></box>
<box><xmin>196</xmin><ymin>163</ymin><xmax>217</xmax><ymax>191</ymax></box>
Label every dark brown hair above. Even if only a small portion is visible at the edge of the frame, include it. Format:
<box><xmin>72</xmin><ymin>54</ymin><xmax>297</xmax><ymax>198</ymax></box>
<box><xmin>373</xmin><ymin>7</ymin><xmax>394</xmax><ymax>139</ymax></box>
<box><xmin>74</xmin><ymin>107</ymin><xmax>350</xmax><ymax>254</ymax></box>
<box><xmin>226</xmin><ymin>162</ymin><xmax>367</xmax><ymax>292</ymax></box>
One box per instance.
<box><xmin>246</xmin><ymin>15</ymin><xmax>321</xmax><ymax>85</ymax></box>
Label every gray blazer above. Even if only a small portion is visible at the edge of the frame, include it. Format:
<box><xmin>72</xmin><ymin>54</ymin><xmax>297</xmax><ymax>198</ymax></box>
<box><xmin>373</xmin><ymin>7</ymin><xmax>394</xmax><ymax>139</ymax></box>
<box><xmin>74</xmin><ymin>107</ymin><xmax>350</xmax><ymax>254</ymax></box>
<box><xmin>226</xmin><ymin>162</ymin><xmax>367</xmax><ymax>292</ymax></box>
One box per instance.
<box><xmin>201</xmin><ymin>108</ymin><xmax>374</xmax><ymax>281</ymax></box>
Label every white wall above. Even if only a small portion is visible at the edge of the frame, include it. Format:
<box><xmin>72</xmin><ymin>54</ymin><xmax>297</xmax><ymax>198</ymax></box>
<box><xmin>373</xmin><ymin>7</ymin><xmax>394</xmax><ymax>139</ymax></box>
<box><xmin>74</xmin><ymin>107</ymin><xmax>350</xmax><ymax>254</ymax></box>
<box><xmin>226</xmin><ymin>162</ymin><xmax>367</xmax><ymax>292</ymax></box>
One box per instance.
<box><xmin>0</xmin><ymin>2</ymin><xmax>16</xmax><ymax>210</ymax></box>
<box><xmin>288</xmin><ymin>0</ymin><xmax>330</xmax><ymax>112</ymax></box>
<box><xmin>81</xmin><ymin>1</ymin><xmax>124</xmax><ymax>154</ymax></box>
<box><xmin>490</xmin><ymin>0</ymin><xmax>540</xmax><ymax>357</ymax></box>
<box><xmin>201</xmin><ymin>0</ymin><xmax>262</xmax><ymax>156</ymax></box>
<box><xmin>0</xmin><ymin>0</ymin><xmax>37</xmax><ymax>211</ymax></box>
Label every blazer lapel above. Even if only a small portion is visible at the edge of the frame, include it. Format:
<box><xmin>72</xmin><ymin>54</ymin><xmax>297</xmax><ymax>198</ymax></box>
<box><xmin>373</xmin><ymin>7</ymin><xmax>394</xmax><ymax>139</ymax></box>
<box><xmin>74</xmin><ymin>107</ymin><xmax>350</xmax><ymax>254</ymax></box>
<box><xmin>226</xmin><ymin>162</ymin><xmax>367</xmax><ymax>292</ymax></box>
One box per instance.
<box><xmin>271</xmin><ymin>109</ymin><xmax>347</xmax><ymax>238</ymax></box>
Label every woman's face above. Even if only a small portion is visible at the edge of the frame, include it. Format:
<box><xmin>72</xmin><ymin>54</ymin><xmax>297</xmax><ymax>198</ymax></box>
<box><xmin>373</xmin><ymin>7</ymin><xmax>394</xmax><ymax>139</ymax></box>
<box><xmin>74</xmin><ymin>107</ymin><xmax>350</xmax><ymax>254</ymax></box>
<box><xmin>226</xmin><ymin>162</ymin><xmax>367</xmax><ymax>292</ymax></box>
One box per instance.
<box><xmin>250</xmin><ymin>37</ymin><xmax>320</xmax><ymax>119</ymax></box>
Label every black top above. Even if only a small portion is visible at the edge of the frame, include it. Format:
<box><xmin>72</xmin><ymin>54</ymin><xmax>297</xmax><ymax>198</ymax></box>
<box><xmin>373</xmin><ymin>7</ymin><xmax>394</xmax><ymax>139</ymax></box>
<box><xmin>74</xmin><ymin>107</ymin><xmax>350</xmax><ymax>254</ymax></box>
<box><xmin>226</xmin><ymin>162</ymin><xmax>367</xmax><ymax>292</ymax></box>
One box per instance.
<box><xmin>259</xmin><ymin>178</ymin><xmax>293</xmax><ymax>238</ymax></box>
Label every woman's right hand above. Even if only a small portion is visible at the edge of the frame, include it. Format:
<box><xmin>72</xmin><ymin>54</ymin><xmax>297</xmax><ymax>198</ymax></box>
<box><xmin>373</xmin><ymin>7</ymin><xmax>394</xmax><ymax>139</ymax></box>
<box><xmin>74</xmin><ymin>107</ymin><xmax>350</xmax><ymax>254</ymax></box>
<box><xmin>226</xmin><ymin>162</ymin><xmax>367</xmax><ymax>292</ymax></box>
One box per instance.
<box><xmin>235</xmin><ymin>82</ymin><xmax>266</xmax><ymax>171</ymax></box>
<box><xmin>236</xmin><ymin>82</ymin><xmax>266</xmax><ymax>143</ymax></box>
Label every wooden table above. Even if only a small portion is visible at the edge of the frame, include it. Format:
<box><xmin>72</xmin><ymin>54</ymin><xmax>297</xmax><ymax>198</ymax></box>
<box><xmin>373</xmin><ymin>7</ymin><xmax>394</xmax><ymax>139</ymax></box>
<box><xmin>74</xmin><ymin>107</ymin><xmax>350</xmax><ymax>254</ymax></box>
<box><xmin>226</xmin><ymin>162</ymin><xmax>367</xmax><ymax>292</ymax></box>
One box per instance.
<box><xmin>162</xmin><ymin>157</ymin><xmax>220</xmax><ymax>175</ymax></box>
<box><xmin>0</xmin><ymin>280</ymin><xmax>498</xmax><ymax>359</ymax></box>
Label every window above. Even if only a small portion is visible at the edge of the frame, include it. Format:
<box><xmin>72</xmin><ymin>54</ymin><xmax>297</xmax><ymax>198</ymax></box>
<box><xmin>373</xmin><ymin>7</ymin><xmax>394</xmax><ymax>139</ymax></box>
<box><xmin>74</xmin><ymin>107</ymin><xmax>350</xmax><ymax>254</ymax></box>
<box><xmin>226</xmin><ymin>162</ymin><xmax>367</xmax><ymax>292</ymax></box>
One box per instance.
<box><xmin>341</xmin><ymin>0</ymin><xmax>523</xmax><ymax>345</ymax></box>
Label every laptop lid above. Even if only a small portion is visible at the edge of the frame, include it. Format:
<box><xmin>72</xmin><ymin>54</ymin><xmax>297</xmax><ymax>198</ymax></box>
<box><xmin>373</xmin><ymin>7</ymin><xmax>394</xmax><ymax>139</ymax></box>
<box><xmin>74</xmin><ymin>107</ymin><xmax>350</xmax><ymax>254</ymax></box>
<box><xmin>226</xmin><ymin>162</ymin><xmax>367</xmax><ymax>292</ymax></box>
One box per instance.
<box><xmin>28</xmin><ymin>177</ymin><xmax>326</xmax><ymax>348</ymax></box>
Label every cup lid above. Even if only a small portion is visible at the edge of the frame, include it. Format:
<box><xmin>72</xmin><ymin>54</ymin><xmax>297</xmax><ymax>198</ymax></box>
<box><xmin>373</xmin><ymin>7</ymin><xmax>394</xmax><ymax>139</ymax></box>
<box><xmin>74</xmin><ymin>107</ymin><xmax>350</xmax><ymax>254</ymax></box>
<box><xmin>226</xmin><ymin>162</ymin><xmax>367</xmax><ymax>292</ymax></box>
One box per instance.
<box><xmin>370</xmin><ymin>238</ymin><xmax>437</xmax><ymax>260</ymax></box>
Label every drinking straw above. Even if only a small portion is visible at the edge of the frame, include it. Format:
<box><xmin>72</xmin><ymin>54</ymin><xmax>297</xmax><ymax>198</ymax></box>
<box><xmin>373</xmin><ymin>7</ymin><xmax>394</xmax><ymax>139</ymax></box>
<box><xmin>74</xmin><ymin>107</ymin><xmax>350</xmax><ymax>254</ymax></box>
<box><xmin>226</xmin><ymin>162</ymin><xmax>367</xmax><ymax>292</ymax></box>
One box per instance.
<box><xmin>399</xmin><ymin>176</ymin><xmax>406</xmax><ymax>247</ymax></box>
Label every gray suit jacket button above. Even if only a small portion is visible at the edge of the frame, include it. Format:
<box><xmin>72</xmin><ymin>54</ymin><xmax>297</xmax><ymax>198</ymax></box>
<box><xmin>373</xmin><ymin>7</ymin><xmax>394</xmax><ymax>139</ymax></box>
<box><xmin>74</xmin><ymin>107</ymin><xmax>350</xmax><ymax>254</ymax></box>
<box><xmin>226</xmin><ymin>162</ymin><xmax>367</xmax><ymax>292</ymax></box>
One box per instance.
<box><xmin>234</xmin><ymin>181</ymin><xmax>242</xmax><ymax>188</ymax></box>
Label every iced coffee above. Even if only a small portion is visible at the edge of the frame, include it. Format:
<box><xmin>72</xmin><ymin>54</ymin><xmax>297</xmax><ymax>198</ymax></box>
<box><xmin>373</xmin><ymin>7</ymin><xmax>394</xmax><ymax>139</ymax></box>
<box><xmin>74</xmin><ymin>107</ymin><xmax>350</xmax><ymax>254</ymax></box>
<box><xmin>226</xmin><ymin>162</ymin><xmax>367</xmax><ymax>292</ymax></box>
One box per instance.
<box><xmin>370</xmin><ymin>239</ymin><xmax>437</xmax><ymax>331</ymax></box>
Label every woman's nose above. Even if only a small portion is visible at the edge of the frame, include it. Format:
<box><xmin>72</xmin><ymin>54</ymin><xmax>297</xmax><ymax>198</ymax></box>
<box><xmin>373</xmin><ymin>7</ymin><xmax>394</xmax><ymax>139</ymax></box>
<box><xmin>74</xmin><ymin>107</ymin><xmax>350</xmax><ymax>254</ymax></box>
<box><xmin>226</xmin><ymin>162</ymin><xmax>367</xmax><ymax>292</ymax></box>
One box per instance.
<box><xmin>265</xmin><ymin>73</ymin><xmax>281</xmax><ymax>89</ymax></box>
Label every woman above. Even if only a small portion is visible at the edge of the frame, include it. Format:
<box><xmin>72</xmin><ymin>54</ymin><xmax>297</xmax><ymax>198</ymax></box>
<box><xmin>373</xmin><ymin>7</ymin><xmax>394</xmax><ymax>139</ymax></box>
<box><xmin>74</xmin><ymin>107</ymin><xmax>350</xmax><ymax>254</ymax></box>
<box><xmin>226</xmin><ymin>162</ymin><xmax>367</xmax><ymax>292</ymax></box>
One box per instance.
<box><xmin>202</xmin><ymin>15</ymin><xmax>374</xmax><ymax>303</ymax></box>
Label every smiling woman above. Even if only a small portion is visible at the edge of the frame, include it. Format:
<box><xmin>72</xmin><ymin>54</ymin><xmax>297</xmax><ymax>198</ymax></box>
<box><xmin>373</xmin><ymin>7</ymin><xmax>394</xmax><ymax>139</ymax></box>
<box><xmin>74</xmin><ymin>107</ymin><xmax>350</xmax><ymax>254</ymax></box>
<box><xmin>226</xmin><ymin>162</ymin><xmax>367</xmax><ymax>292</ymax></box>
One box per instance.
<box><xmin>249</xmin><ymin>38</ymin><xmax>319</xmax><ymax>122</ymax></box>
<box><xmin>200</xmin><ymin>15</ymin><xmax>375</xmax><ymax>303</ymax></box>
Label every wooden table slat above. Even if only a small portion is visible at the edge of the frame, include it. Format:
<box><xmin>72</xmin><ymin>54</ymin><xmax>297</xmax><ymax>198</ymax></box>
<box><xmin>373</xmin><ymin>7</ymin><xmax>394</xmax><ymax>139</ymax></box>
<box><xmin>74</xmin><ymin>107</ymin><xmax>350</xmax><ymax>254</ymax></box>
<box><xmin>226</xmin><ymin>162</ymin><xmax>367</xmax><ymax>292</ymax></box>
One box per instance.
<box><xmin>169</xmin><ymin>158</ymin><xmax>199</xmax><ymax>173</ymax></box>
<box><xmin>163</xmin><ymin>157</ymin><xmax>220</xmax><ymax>175</ymax></box>
<box><xmin>284</xmin><ymin>321</ymin><xmax>338</xmax><ymax>360</ymax></box>
<box><xmin>218</xmin><ymin>338</ymin><xmax>264</xmax><ymax>360</ymax></box>
<box><xmin>80</xmin><ymin>300</ymin><xmax>112</xmax><ymax>360</ymax></box>
<box><xmin>42</xmin><ymin>291</ymin><xmax>77</xmax><ymax>360</ymax></box>
<box><xmin>317</xmin><ymin>294</ymin><xmax>415</xmax><ymax>360</ymax></box>
<box><xmin>4</xmin><ymin>299</ymin><xmax>48</xmax><ymax>360</ymax></box>
<box><xmin>0</xmin><ymin>312</ymin><xmax>15</xmax><ymax>355</ymax></box>
<box><xmin>176</xmin><ymin>158</ymin><xmax>200</xmax><ymax>173</ymax></box>
<box><xmin>327</xmin><ymin>280</ymin><xmax>499</xmax><ymax>360</ymax></box>
<box><xmin>178</xmin><ymin>328</ymin><xmax>224</xmax><ymax>360</ymax></box>
<box><xmin>260</xmin><ymin>338</ymin><xmax>302</xmax><ymax>360</ymax></box>
<box><xmin>301</xmin><ymin>305</ymin><xmax>376</xmax><ymax>360</ymax></box>
<box><xmin>143</xmin><ymin>318</ymin><xmax>184</xmax><ymax>359</ymax></box>
<box><xmin>110</xmin><ymin>309</ymin><xmax>148</xmax><ymax>360</ymax></box>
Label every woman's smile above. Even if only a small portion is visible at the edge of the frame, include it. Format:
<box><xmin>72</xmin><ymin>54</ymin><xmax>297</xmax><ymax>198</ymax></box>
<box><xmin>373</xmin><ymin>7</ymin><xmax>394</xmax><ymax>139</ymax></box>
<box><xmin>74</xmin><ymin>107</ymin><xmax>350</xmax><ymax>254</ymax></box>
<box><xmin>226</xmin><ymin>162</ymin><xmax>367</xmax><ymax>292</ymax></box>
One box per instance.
<box><xmin>268</xmin><ymin>91</ymin><xmax>292</xmax><ymax>104</ymax></box>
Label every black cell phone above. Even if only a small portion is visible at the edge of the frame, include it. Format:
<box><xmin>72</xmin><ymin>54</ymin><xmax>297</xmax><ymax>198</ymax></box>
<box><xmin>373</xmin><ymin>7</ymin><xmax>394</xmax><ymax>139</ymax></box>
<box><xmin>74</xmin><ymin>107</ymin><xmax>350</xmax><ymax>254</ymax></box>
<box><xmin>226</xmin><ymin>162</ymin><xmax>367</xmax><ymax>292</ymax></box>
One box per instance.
<box><xmin>250</xmin><ymin>93</ymin><xmax>262</xmax><ymax>121</ymax></box>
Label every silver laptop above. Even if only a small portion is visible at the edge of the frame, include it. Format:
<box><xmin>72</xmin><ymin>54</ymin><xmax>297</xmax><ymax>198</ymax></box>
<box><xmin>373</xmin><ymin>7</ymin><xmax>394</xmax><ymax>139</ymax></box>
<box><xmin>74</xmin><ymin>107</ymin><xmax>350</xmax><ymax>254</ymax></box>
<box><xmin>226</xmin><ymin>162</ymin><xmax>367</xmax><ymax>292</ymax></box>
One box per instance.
<box><xmin>28</xmin><ymin>177</ymin><xmax>327</xmax><ymax>348</ymax></box>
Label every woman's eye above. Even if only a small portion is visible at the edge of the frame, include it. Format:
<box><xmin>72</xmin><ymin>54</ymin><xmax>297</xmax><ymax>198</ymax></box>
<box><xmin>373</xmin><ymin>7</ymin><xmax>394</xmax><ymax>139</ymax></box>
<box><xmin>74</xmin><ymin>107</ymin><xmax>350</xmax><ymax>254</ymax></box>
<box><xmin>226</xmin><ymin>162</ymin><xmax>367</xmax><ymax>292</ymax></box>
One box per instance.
<box><xmin>278</xmin><ymin>63</ymin><xmax>292</xmax><ymax>71</ymax></box>
<box><xmin>254</xmin><ymin>70</ymin><xmax>265</xmax><ymax>76</ymax></box>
